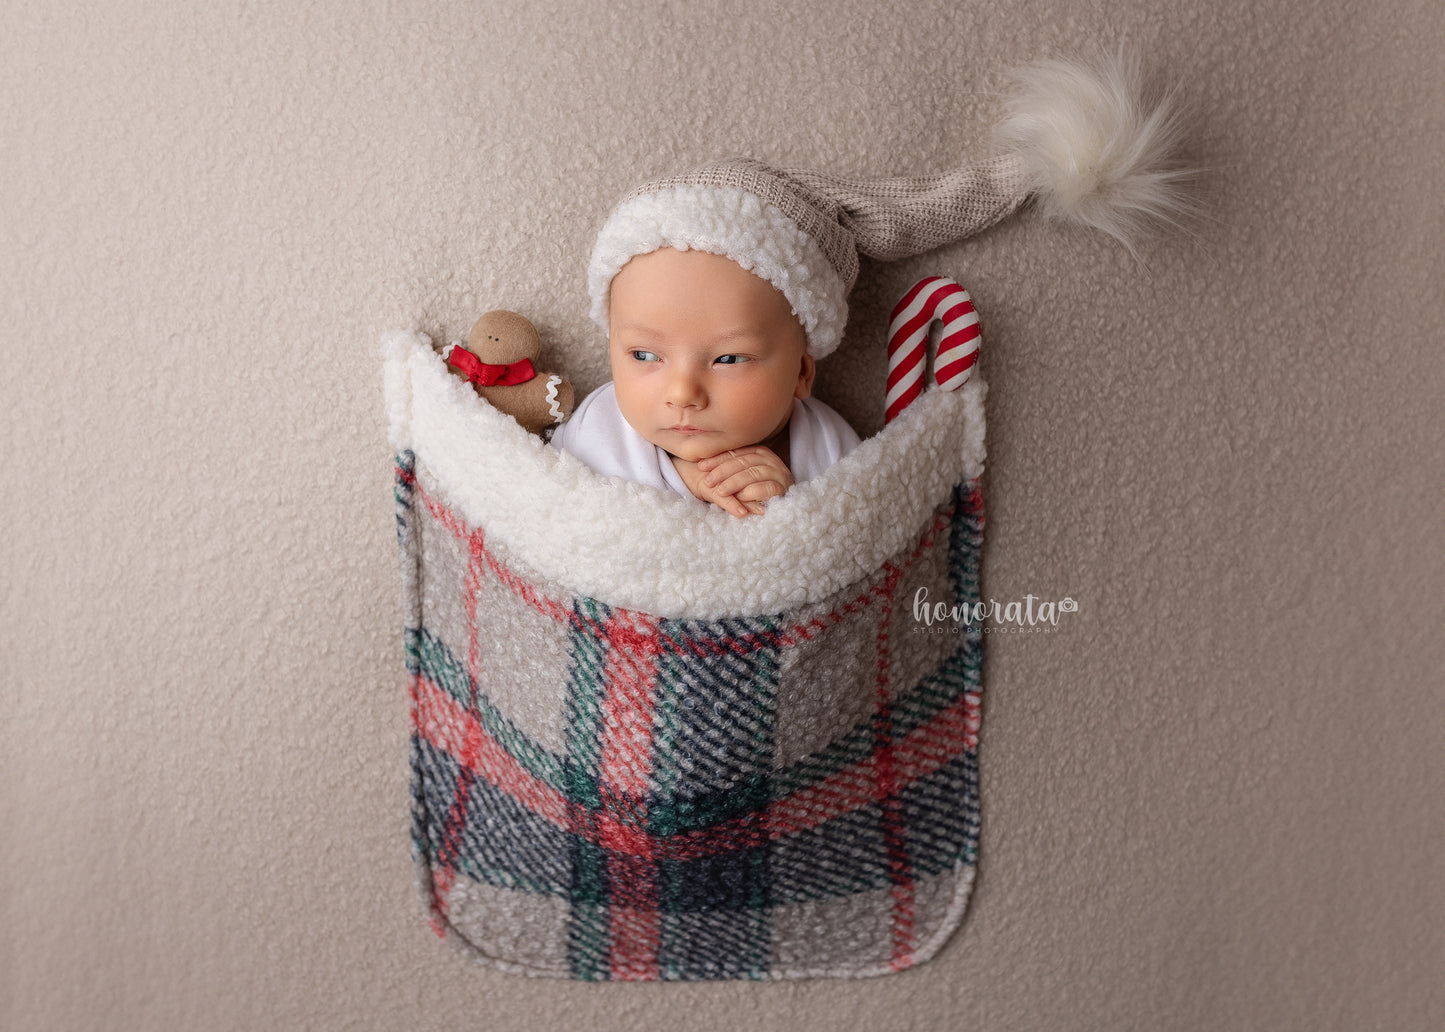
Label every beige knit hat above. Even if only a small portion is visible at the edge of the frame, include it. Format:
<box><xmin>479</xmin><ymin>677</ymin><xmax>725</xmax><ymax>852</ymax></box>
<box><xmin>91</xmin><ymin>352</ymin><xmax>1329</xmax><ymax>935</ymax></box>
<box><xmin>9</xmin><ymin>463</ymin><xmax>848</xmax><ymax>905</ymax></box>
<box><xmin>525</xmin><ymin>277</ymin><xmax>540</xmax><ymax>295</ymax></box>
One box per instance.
<box><xmin>588</xmin><ymin>49</ymin><xmax>1198</xmax><ymax>359</ymax></box>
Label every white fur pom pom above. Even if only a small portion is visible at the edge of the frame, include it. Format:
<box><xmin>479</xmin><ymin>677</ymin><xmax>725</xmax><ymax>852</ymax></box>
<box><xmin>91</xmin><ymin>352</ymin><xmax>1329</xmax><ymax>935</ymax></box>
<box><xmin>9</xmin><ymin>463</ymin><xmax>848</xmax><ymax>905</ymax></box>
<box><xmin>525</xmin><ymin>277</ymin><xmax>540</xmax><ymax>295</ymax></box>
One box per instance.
<box><xmin>995</xmin><ymin>48</ymin><xmax>1201</xmax><ymax>255</ymax></box>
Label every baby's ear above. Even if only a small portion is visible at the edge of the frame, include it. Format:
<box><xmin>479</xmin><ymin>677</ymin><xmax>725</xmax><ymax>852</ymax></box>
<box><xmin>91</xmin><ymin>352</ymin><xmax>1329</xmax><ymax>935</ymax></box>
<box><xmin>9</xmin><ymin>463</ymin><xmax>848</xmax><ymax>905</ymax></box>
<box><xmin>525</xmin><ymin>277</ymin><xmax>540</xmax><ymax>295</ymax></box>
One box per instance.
<box><xmin>795</xmin><ymin>351</ymin><xmax>817</xmax><ymax>400</ymax></box>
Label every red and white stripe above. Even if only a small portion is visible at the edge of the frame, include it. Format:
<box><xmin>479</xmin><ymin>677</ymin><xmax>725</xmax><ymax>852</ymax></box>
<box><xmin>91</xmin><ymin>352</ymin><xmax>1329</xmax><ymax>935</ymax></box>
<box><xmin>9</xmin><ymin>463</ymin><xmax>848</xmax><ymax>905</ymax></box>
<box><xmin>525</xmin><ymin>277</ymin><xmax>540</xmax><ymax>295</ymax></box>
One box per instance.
<box><xmin>885</xmin><ymin>277</ymin><xmax>981</xmax><ymax>424</ymax></box>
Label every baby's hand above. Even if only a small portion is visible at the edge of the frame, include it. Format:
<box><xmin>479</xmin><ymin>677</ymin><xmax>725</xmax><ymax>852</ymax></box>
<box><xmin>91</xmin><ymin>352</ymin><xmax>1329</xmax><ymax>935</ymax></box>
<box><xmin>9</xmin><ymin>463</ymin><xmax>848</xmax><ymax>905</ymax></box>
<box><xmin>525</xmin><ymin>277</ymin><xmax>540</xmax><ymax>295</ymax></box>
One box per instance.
<box><xmin>694</xmin><ymin>446</ymin><xmax>794</xmax><ymax>518</ymax></box>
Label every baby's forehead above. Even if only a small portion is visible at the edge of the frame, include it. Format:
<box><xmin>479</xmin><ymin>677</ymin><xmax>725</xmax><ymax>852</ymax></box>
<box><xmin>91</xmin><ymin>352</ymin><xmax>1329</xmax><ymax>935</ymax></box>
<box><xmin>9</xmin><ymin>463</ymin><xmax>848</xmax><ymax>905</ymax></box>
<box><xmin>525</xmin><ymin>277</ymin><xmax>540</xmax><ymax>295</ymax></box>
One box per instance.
<box><xmin>612</xmin><ymin>246</ymin><xmax>775</xmax><ymax>289</ymax></box>
<box><xmin>611</xmin><ymin>248</ymin><xmax>799</xmax><ymax>315</ymax></box>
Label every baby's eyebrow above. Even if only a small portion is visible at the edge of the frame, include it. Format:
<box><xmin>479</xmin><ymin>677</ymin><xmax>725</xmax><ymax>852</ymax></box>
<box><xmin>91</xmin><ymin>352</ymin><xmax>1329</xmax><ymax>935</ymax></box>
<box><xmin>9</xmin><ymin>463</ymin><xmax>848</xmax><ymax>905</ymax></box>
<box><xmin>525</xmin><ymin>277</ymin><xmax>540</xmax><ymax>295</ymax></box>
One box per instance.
<box><xmin>611</xmin><ymin>325</ymin><xmax>770</xmax><ymax>349</ymax></box>
<box><xmin>708</xmin><ymin>328</ymin><xmax>768</xmax><ymax>346</ymax></box>
<box><xmin>611</xmin><ymin>324</ymin><xmax>666</xmax><ymax>340</ymax></box>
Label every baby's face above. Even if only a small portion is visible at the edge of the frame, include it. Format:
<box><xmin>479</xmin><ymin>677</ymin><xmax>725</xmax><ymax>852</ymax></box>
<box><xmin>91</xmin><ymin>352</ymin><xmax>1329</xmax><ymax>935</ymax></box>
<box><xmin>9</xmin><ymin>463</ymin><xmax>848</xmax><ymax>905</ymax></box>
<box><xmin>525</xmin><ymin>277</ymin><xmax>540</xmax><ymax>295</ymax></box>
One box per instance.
<box><xmin>608</xmin><ymin>248</ymin><xmax>815</xmax><ymax>463</ymax></box>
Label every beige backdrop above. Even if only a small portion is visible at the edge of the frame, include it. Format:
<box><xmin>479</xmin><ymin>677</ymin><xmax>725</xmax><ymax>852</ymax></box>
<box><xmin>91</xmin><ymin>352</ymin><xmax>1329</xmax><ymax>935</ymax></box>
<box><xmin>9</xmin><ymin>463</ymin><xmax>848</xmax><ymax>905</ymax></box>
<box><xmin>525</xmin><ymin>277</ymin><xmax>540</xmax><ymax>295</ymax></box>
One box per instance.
<box><xmin>3</xmin><ymin>1</ymin><xmax>1442</xmax><ymax>1030</ymax></box>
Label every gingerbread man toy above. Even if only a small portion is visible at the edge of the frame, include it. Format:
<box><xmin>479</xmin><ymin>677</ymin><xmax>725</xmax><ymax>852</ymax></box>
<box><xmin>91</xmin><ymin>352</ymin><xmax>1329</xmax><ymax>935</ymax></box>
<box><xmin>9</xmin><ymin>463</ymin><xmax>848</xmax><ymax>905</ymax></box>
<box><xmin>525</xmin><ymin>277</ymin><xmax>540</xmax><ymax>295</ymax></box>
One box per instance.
<box><xmin>442</xmin><ymin>310</ymin><xmax>575</xmax><ymax>434</ymax></box>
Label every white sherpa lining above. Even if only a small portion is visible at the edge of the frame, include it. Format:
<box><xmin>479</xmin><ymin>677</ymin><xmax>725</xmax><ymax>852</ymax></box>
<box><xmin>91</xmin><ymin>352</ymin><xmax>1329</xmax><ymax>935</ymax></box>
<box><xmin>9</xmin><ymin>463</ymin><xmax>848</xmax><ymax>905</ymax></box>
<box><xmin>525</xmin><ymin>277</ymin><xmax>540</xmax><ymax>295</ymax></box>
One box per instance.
<box><xmin>586</xmin><ymin>184</ymin><xmax>850</xmax><ymax>359</ymax></box>
<box><xmin>383</xmin><ymin>330</ymin><xmax>984</xmax><ymax>620</ymax></box>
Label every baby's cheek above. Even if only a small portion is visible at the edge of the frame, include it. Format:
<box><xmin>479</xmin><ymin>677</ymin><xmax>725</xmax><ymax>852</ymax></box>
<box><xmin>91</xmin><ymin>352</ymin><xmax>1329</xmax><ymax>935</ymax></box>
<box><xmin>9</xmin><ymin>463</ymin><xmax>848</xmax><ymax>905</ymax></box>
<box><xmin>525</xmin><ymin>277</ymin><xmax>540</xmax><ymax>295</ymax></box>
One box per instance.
<box><xmin>733</xmin><ymin>380</ymin><xmax>793</xmax><ymax>430</ymax></box>
<box><xmin>612</xmin><ymin>374</ymin><xmax>648</xmax><ymax>415</ymax></box>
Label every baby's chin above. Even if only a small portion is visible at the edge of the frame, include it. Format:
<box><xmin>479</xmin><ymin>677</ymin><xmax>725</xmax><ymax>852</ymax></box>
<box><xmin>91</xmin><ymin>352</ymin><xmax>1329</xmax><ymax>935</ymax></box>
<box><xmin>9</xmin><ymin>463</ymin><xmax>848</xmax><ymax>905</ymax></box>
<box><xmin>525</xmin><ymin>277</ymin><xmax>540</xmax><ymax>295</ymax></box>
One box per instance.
<box><xmin>656</xmin><ymin>436</ymin><xmax>740</xmax><ymax>463</ymax></box>
<box><xmin>640</xmin><ymin>422</ymin><xmax>790</xmax><ymax>463</ymax></box>
<box><xmin>621</xmin><ymin>419</ymin><xmax>721</xmax><ymax>462</ymax></box>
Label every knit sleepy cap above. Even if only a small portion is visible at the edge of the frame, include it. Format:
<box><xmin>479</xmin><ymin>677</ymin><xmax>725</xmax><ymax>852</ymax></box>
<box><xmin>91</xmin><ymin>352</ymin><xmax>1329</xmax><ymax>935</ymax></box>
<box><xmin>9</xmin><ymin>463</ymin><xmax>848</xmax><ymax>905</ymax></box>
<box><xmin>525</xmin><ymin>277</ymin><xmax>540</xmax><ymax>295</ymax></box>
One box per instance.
<box><xmin>588</xmin><ymin>156</ymin><xmax>1029</xmax><ymax>359</ymax></box>
<box><xmin>587</xmin><ymin>49</ymin><xmax>1200</xmax><ymax>359</ymax></box>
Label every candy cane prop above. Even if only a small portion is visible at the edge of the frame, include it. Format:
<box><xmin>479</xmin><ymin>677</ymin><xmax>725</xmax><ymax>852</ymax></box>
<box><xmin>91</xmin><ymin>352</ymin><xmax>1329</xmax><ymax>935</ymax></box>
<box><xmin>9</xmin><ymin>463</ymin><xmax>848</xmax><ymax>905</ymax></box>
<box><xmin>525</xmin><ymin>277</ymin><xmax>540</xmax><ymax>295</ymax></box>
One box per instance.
<box><xmin>885</xmin><ymin>277</ymin><xmax>981</xmax><ymax>423</ymax></box>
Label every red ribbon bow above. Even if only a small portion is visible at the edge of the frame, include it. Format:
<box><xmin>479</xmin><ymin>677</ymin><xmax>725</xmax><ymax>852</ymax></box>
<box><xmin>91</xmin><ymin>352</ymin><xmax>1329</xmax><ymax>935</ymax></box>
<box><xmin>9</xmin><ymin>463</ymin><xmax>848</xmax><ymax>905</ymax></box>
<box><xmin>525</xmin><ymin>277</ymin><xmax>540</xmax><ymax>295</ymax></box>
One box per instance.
<box><xmin>447</xmin><ymin>346</ymin><xmax>537</xmax><ymax>387</ymax></box>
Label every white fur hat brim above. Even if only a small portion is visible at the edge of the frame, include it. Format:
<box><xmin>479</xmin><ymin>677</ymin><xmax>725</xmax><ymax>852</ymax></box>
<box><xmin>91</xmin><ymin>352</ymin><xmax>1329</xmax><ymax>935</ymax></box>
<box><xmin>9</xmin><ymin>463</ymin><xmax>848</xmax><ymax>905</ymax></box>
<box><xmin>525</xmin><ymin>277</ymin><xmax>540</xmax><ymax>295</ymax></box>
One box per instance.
<box><xmin>587</xmin><ymin>183</ymin><xmax>850</xmax><ymax>360</ymax></box>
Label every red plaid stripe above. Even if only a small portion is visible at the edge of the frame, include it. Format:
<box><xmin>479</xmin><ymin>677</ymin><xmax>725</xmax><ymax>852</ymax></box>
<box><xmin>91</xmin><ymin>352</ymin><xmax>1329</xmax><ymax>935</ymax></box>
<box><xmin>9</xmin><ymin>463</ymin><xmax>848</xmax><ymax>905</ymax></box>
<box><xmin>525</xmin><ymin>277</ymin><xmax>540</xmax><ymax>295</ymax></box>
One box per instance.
<box><xmin>595</xmin><ymin>610</ymin><xmax>664</xmax><ymax>979</ymax></box>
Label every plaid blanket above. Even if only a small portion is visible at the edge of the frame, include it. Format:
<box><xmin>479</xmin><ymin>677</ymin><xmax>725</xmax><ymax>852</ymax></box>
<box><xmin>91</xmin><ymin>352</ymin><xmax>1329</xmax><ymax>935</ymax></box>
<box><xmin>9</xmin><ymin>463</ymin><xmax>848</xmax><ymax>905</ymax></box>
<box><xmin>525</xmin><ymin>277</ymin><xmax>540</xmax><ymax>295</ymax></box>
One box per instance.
<box><xmin>394</xmin><ymin>449</ymin><xmax>986</xmax><ymax>981</ymax></box>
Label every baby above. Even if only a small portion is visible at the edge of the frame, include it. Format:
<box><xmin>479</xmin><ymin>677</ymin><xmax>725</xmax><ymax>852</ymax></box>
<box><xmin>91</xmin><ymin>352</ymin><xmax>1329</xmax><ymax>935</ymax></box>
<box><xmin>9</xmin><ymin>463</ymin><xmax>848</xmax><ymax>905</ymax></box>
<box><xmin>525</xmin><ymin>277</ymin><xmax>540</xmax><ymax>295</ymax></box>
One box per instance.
<box><xmin>551</xmin><ymin>244</ymin><xmax>860</xmax><ymax>516</ymax></box>
<box><xmin>552</xmin><ymin>154</ymin><xmax>1043</xmax><ymax>513</ymax></box>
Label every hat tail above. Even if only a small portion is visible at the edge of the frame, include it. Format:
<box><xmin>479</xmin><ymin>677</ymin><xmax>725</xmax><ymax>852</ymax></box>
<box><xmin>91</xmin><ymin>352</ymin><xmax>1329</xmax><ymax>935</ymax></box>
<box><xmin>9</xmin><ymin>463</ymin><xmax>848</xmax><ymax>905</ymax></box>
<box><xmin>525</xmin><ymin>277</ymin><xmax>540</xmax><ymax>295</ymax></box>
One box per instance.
<box><xmin>994</xmin><ymin>47</ymin><xmax>1204</xmax><ymax>256</ymax></box>
<box><xmin>790</xmin><ymin>157</ymin><xmax>1031</xmax><ymax>263</ymax></box>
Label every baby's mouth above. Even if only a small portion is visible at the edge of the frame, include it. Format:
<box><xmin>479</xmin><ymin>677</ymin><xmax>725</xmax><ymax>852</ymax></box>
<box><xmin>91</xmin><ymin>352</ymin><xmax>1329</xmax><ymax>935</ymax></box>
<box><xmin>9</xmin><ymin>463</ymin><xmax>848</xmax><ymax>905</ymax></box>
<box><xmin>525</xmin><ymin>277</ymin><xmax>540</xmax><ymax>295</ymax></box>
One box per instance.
<box><xmin>668</xmin><ymin>424</ymin><xmax>710</xmax><ymax>435</ymax></box>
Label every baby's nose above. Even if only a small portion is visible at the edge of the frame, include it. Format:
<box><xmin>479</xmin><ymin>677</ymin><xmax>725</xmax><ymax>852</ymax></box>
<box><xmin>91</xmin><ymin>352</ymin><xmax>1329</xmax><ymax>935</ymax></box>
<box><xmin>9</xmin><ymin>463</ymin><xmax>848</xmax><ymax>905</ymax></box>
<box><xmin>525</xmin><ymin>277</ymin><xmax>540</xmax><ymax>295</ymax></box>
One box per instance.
<box><xmin>665</xmin><ymin>370</ymin><xmax>706</xmax><ymax>407</ymax></box>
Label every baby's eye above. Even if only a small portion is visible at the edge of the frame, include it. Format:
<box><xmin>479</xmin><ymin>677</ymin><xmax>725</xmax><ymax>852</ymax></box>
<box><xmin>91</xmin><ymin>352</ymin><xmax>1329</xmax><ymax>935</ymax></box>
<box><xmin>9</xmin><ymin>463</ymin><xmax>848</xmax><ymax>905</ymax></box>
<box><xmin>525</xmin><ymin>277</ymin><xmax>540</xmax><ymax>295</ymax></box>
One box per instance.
<box><xmin>714</xmin><ymin>354</ymin><xmax>747</xmax><ymax>365</ymax></box>
<box><xmin>629</xmin><ymin>349</ymin><xmax>660</xmax><ymax>363</ymax></box>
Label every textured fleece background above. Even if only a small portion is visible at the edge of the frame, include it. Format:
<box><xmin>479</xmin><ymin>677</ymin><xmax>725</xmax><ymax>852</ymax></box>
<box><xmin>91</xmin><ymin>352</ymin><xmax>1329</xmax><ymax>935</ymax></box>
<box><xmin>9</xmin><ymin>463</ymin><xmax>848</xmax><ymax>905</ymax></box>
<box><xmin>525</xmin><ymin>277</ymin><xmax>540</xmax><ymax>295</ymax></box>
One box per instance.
<box><xmin>2</xmin><ymin>1</ymin><xmax>1441</xmax><ymax>1030</ymax></box>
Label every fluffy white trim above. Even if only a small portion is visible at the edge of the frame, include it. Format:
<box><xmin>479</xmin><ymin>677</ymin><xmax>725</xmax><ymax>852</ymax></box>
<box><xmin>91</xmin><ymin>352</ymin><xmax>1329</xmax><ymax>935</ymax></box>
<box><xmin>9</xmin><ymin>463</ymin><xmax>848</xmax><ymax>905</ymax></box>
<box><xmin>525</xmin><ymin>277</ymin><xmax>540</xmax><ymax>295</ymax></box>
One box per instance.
<box><xmin>587</xmin><ymin>184</ymin><xmax>849</xmax><ymax>359</ymax></box>
<box><xmin>995</xmin><ymin>48</ymin><xmax>1200</xmax><ymax>255</ymax></box>
<box><xmin>384</xmin><ymin>331</ymin><xmax>984</xmax><ymax>619</ymax></box>
<box><xmin>382</xmin><ymin>329</ymin><xmax>422</xmax><ymax>452</ymax></box>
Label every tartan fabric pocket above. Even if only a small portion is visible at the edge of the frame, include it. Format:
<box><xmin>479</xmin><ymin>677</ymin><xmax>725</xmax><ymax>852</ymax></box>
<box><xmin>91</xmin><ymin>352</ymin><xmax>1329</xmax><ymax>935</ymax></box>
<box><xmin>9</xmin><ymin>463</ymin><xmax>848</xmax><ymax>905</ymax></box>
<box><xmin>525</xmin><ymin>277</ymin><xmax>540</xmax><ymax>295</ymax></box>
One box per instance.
<box><xmin>386</xmin><ymin>331</ymin><xmax>987</xmax><ymax>980</ymax></box>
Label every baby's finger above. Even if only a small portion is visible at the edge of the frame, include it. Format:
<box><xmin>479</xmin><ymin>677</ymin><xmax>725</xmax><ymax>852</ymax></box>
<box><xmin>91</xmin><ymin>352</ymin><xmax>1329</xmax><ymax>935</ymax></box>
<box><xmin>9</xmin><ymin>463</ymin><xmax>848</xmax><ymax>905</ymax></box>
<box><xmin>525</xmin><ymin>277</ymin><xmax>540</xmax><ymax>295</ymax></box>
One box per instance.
<box><xmin>700</xmin><ymin>453</ymin><xmax>758</xmax><ymax>487</ymax></box>
<box><xmin>701</xmin><ymin>463</ymin><xmax>748</xmax><ymax>490</ymax></box>
<box><xmin>735</xmin><ymin>479</ymin><xmax>788</xmax><ymax>503</ymax></box>
<box><xmin>701</xmin><ymin>482</ymin><xmax>750</xmax><ymax>517</ymax></box>
<box><xmin>723</xmin><ymin>495</ymin><xmax>754</xmax><ymax>518</ymax></box>
<box><xmin>697</xmin><ymin>448</ymin><xmax>757</xmax><ymax>475</ymax></box>
<box><xmin>704</xmin><ymin>469</ymin><xmax>755</xmax><ymax>497</ymax></box>
<box><xmin>712</xmin><ymin>470</ymin><xmax>787</xmax><ymax>499</ymax></box>
<box><xmin>708</xmin><ymin>454</ymin><xmax>787</xmax><ymax>489</ymax></box>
